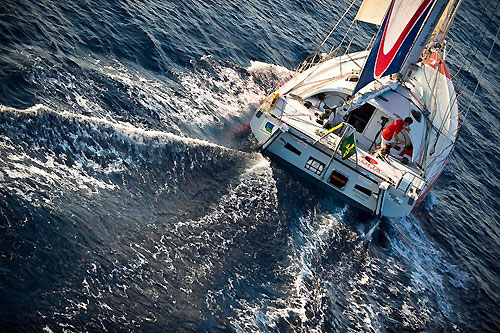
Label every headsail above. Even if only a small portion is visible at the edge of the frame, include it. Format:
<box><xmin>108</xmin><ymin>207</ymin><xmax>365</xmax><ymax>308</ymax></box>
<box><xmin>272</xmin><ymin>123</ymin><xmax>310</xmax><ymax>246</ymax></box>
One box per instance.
<box><xmin>355</xmin><ymin>0</ymin><xmax>392</xmax><ymax>25</ymax></box>
<box><xmin>352</xmin><ymin>0</ymin><xmax>449</xmax><ymax>95</ymax></box>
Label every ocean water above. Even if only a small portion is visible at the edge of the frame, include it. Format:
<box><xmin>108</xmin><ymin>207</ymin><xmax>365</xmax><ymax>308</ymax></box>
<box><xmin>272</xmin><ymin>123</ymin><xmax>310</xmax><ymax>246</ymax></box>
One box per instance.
<box><xmin>0</xmin><ymin>0</ymin><xmax>499</xmax><ymax>332</ymax></box>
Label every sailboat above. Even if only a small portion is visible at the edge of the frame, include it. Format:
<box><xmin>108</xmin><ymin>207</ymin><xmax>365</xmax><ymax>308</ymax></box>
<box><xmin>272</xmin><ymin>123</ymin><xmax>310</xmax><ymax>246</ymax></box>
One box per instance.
<box><xmin>250</xmin><ymin>0</ymin><xmax>462</xmax><ymax>217</ymax></box>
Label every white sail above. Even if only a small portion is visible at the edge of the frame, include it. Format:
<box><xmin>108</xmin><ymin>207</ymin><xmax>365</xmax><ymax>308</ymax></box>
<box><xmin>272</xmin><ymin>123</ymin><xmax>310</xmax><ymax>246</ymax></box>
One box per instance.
<box><xmin>355</xmin><ymin>0</ymin><xmax>392</xmax><ymax>25</ymax></box>
<box><xmin>401</xmin><ymin>0</ymin><xmax>450</xmax><ymax>77</ymax></box>
<box><xmin>353</xmin><ymin>0</ymin><xmax>450</xmax><ymax>95</ymax></box>
<box><xmin>410</xmin><ymin>52</ymin><xmax>459</xmax><ymax>168</ymax></box>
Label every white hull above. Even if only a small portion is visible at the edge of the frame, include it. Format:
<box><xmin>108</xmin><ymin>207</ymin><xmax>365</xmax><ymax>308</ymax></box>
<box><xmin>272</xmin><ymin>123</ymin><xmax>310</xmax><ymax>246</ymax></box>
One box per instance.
<box><xmin>251</xmin><ymin>51</ymin><xmax>458</xmax><ymax>218</ymax></box>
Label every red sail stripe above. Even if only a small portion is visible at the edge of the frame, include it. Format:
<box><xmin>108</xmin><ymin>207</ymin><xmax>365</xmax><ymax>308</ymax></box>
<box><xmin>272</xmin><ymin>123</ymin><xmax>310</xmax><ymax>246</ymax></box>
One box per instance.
<box><xmin>374</xmin><ymin>0</ymin><xmax>432</xmax><ymax>77</ymax></box>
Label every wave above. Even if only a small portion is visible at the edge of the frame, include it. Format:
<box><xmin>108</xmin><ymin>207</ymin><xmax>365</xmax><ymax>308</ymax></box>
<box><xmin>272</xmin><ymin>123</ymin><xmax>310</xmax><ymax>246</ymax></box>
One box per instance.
<box><xmin>21</xmin><ymin>53</ymin><xmax>291</xmax><ymax>142</ymax></box>
<box><xmin>0</xmin><ymin>103</ymin><xmax>259</xmax><ymax>211</ymax></box>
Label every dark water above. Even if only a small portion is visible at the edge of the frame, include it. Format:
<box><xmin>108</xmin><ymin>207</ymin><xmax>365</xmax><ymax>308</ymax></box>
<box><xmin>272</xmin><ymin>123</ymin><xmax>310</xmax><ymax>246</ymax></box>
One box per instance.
<box><xmin>0</xmin><ymin>0</ymin><xmax>499</xmax><ymax>331</ymax></box>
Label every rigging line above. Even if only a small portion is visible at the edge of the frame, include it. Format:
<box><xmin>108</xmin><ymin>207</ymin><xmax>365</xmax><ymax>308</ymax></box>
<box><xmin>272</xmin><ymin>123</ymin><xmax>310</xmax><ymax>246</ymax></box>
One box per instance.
<box><xmin>345</xmin><ymin>19</ymin><xmax>374</xmax><ymax>56</ymax></box>
<box><xmin>416</xmin><ymin>49</ymin><xmax>461</xmax><ymax>148</ymax></box>
<box><xmin>287</xmin><ymin>117</ymin><xmax>324</xmax><ymax>128</ymax></box>
<box><xmin>445</xmin><ymin>39</ymin><xmax>456</xmax><ymax>62</ymax></box>
<box><xmin>429</xmin><ymin>62</ymin><xmax>441</xmax><ymax>124</ymax></box>
<box><xmin>366</xmin><ymin>25</ymin><xmax>378</xmax><ymax>51</ymax></box>
<box><xmin>420</xmin><ymin>61</ymin><xmax>437</xmax><ymax>114</ymax></box>
<box><xmin>284</xmin><ymin>112</ymin><xmax>317</xmax><ymax>118</ymax></box>
<box><xmin>345</xmin><ymin>51</ymin><xmax>365</xmax><ymax>70</ymax></box>
<box><xmin>427</xmin><ymin>19</ymin><xmax>499</xmax><ymax>171</ymax></box>
<box><xmin>287</xmin><ymin>73</ymin><xmax>349</xmax><ymax>93</ymax></box>
<box><xmin>426</xmin><ymin>135</ymin><xmax>456</xmax><ymax>169</ymax></box>
<box><xmin>453</xmin><ymin>0</ymin><xmax>500</xmax><ymax>95</ymax></box>
<box><xmin>283</xmin><ymin>71</ymin><xmax>350</xmax><ymax>96</ymax></box>
<box><xmin>330</xmin><ymin>18</ymin><xmax>357</xmax><ymax>56</ymax></box>
<box><xmin>298</xmin><ymin>0</ymin><xmax>359</xmax><ymax>73</ymax></box>
<box><xmin>425</xmin><ymin>137</ymin><xmax>456</xmax><ymax>171</ymax></box>
<box><xmin>422</xmin><ymin>58</ymin><xmax>443</xmax><ymax>119</ymax></box>
<box><xmin>456</xmin><ymin>2</ymin><xmax>499</xmax><ymax>93</ymax></box>
<box><xmin>402</xmin><ymin>81</ymin><xmax>429</xmax><ymax>112</ymax></box>
<box><xmin>434</xmin><ymin>89</ymin><xmax>458</xmax><ymax>144</ymax></box>
<box><xmin>432</xmin><ymin>45</ymin><xmax>461</xmax><ymax>127</ymax></box>
<box><xmin>287</xmin><ymin>0</ymin><xmax>359</xmax><ymax>96</ymax></box>
<box><xmin>430</xmin><ymin>78</ymin><xmax>456</xmax><ymax>146</ymax></box>
<box><xmin>439</xmin><ymin>138</ymin><xmax>462</xmax><ymax>159</ymax></box>
<box><xmin>344</xmin><ymin>21</ymin><xmax>360</xmax><ymax>55</ymax></box>
<box><xmin>418</xmin><ymin>62</ymin><xmax>441</xmax><ymax>168</ymax></box>
<box><xmin>424</xmin><ymin>162</ymin><xmax>446</xmax><ymax>182</ymax></box>
<box><xmin>392</xmin><ymin>84</ymin><xmax>426</xmax><ymax>114</ymax></box>
<box><xmin>461</xmin><ymin>23</ymin><xmax>500</xmax><ymax>128</ymax></box>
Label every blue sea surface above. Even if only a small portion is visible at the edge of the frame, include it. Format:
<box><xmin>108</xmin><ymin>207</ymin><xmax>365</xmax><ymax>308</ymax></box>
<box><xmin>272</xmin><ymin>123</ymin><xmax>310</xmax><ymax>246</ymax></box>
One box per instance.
<box><xmin>0</xmin><ymin>0</ymin><xmax>499</xmax><ymax>332</ymax></box>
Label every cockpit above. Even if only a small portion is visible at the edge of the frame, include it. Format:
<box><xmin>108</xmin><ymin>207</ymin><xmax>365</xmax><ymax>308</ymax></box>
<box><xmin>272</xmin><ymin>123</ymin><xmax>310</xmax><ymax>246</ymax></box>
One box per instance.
<box><xmin>302</xmin><ymin>88</ymin><xmax>425</xmax><ymax>174</ymax></box>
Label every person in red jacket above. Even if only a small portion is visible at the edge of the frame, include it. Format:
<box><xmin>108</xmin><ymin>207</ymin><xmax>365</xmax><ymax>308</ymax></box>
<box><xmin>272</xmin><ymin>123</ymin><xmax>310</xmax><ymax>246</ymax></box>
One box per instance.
<box><xmin>381</xmin><ymin>117</ymin><xmax>413</xmax><ymax>151</ymax></box>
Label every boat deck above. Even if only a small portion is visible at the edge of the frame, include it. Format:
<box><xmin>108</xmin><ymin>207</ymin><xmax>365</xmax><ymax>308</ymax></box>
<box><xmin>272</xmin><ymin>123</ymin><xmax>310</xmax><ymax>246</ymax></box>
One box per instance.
<box><xmin>280</xmin><ymin>99</ymin><xmax>425</xmax><ymax>189</ymax></box>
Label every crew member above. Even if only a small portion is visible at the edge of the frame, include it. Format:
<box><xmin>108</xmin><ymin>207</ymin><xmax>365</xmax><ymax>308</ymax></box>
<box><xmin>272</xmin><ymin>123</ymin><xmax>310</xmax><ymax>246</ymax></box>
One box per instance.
<box><xmin>381</xmin><ymin>117</ymin><xmax>413</xmax><ymax>151</ymax></box>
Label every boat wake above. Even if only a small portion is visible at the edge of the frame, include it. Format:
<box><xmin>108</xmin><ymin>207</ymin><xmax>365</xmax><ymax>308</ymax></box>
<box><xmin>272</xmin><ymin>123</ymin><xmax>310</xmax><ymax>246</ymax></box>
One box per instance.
<box><xmin>24</xmin><ymin>53</ymin><xmax>291</xmax><ymax>139</ymax></box>
<box><xmin>228</xmin><ymin>201</ymin><xmax>475</xmax><ymax>332</ymax></box>
<box><xmin>0</xmin><ymin>54</ymin><xmax>478</xmax><ymax>331</ymax></box>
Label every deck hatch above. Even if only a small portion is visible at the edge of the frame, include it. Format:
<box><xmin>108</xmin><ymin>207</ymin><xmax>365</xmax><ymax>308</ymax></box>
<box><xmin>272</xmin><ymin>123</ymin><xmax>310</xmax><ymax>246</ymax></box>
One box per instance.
<box><xmin>346</xmin><ymin>103</ymin><xmax>376</xmax><ymax>133</ymax></box>
<box><xmin>329</xmin><ymin>170</ymin><xmax>348</xmax><ymax>188</ymax></box>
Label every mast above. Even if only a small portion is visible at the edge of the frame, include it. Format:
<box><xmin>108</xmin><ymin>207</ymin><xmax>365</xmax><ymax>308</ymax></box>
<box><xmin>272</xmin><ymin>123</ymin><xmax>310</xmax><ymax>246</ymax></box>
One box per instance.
<box><xmin>430</xmin><ymin>0</ymin><xmax>456</xmax><ymax>43</ymax></box>
<box><xmin>434</xmin><ymin>0</ymin><xmax>463</xmax><ymax>44</ymax></box>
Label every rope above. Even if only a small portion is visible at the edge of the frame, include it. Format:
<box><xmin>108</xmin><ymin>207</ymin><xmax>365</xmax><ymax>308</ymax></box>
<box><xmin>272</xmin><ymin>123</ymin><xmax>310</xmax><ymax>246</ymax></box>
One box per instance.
<box><xmin>461</xmin><ymin>23</ymin><xmax>500</xmax><ymax>129</ymax></box>
<box><xmin>298</xmin><ymin>0</ymin><xmax>359</xmax><ymax>73</ymax></box>
<box><xmin>329</xmin><ymin>18</ymin><xmax>356</xmax><ymax>56</ymax></box>
<box><xmin>453</xmin><ymin>0</ymin><xmax>500</xmax><ymax>96</ymax></box>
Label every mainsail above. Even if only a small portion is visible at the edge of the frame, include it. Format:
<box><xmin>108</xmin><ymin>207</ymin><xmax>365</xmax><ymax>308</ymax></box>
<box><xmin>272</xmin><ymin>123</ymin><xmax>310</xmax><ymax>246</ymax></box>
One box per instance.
<box><xmin>352</xmin><ymin>0</ymin><xmax>449</xmax><ymax>95</ymax></box>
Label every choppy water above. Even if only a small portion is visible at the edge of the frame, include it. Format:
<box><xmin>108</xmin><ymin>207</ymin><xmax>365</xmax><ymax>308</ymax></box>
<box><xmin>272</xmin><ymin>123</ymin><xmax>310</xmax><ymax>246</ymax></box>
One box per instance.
<box><xmin>0</xmin><ymin>0</ymin><xmax>499</xmax><ymax>332</ymax></box>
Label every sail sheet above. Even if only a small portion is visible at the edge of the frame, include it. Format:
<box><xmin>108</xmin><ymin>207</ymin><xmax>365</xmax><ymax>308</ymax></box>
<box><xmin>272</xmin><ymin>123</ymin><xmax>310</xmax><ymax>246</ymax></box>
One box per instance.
<box><xmin>355</xmin><ymin>0</ymin><xmax>392</xmax><ymax>25</ymax></box>
<box><xmin>352</xmin><ymin>0</ymin><xmax>446</xmax><ymax>95</ymax></box>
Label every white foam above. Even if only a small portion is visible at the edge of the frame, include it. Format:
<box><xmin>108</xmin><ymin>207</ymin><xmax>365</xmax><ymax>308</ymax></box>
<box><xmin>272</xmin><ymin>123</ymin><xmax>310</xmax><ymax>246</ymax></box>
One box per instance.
<box><xmin>232</xmin><ymin>205</ymin><xmax>349</xmax><ymax>331</ymax></box>
<box><xmin>90</xmin><ymin>56</ymin><xmax>272</xmax><ymax>130</ymax></box>
<box><xmin>178</xmin><ymin>65</ymin><xmax>265</xmax><ymax>123</ymax></box>
<box><xmin>389</xmin><ymin>215</ymin><xmax>473</xmax><ymax>324</ymax></box>
<box><xmin>42</xmin><ymin>326</ymin><xmax>54</xmax><ymax>333</ymax></box>
<box><xmin>1</xmin><ymin>103</ymin><xmax>251</xmax><ymax>208</ymax></box>
<box><xmin>247</xmin><ymin>61</ymin><xmax>292</xmax><ymax>77</ymax></box>
<box><xmin>1</xmin><ymin>146</ymin><xmax>116</xmax><ymax>206</ymax></box>
<box><xmin>0</xmin><ymin>104</ymin><xmax>229</xmax><ymax>150</ymax></box>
